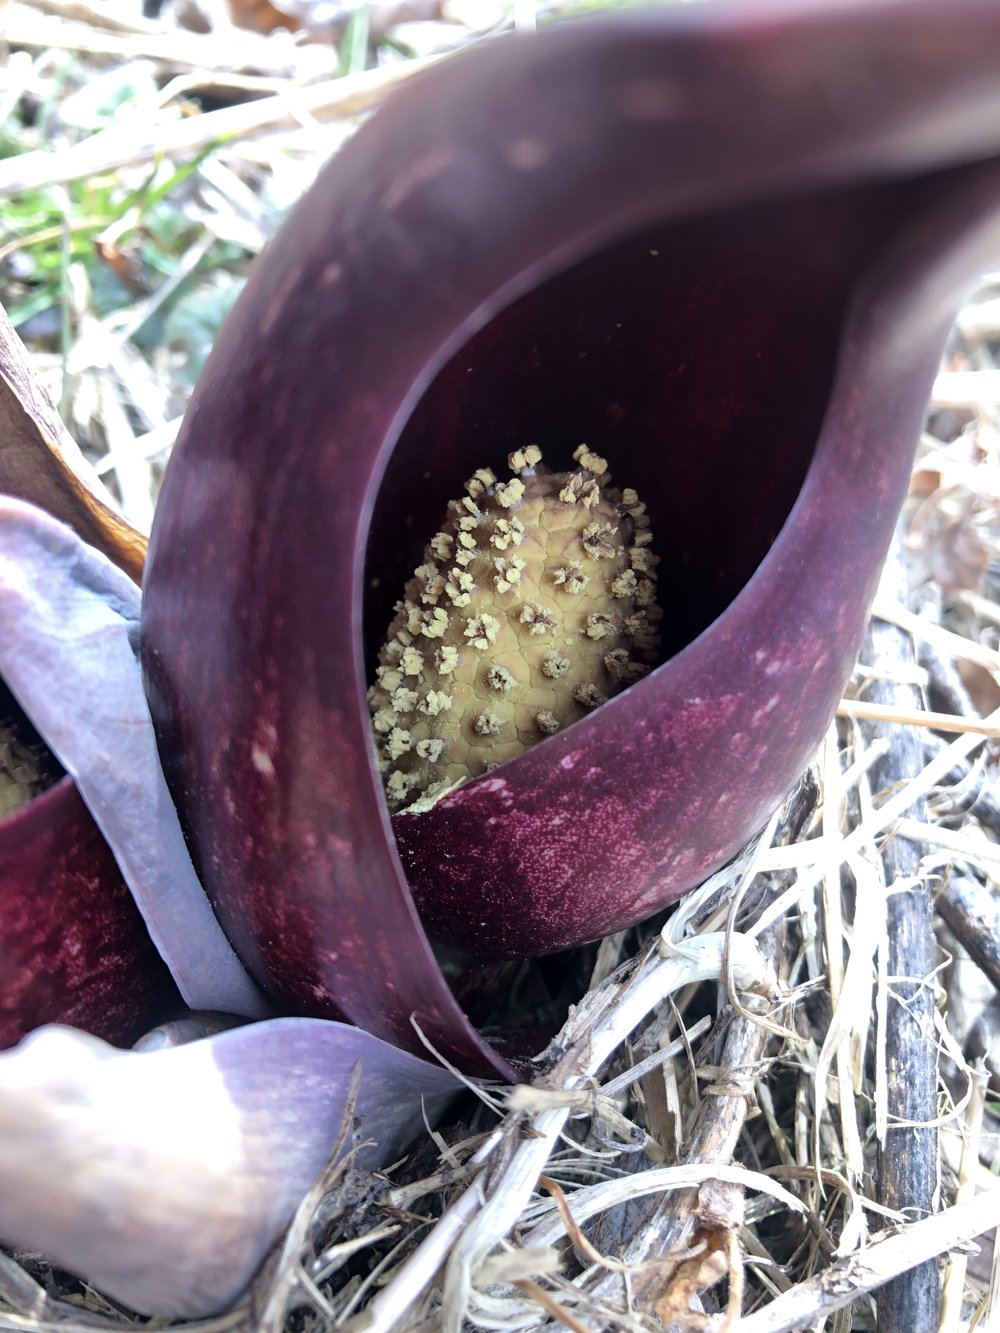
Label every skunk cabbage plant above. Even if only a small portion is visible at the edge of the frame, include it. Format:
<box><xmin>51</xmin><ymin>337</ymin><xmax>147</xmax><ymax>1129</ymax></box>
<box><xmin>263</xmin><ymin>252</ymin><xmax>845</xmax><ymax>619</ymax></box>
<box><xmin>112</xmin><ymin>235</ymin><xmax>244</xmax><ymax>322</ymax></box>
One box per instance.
<box><xmin>145</xmin><ymin>0</ymin><xmax>1000</xmax><ymax>1030</ymax></box>
<box><xmin>0</xmin><ymin>0</ymin><xmax>999</xmax><ymax>1317</ymax></box>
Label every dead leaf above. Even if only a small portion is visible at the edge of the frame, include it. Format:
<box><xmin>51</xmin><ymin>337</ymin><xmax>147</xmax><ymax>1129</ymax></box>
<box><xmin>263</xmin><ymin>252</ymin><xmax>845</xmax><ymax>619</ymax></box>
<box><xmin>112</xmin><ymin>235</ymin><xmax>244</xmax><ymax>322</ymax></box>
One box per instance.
<box><xmin>0</xmin><ymin>304</ymin><xmax>146</xmax><ymax>583</ymax></box>
<box><xmin>648</xmin><ymin>1183</ymin><xmax>746</xmax><ymax>1330</ymax></box>
<box><xmin>226</xmin><ymin>0</ymin><xmax>290</xmax><ymax>32</ymax></box>
<box><xmin>957</xmin><ymin>659</ymin><xmax>1000</xmax><ymax>717</ymax></box>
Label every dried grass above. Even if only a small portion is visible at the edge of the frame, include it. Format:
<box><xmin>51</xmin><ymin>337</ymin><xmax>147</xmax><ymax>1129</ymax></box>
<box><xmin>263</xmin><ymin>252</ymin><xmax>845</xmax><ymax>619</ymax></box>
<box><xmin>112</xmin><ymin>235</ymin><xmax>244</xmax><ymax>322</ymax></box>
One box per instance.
<box><xmin>2</xmin><ymin>2</ymin><xmax>1000</xmax><ymax>1329</ymax></box>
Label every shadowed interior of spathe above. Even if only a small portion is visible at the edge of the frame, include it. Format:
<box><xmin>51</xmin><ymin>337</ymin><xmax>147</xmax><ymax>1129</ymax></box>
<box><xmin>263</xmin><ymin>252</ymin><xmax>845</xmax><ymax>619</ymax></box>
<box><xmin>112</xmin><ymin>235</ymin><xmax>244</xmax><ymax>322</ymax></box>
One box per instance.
<box><xmin>366</xmin><ymin>180</ymin><xmax>918</xmax><ymax>670</ymax></box>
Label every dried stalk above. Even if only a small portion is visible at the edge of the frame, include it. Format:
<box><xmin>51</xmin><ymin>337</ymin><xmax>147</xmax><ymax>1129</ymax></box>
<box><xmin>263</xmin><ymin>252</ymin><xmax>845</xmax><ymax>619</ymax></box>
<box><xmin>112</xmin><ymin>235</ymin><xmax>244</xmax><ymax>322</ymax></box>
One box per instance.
<box><xmin>734</xmin><ymin>1184</ymin><xmax>1000</xmax><ymax>1333</ymax></box>
<box><xmin>17</xmin><ymin>0</ymin><xmax>164</xmax><ymax>33</ymax></box>
<box><xmin>937</xmin><ymin>872</ymin><xmax>1000</xmax><ymax>996</ymax></box>
<box><xmin>860</xmin><ymin>532</ymin><xmax>940</xmax><ymax>1333</ymax></box>
<box><xmin>837</xmin><ymin>698</ymin><xmax>1000</xmax><ymax>738</ymax></box>
<box><xmin>0</xmin><ymin>55</ymin><xmax>444</xmax><ymax>198</ymax></box>
<box><xmin>931</xmin><ymin>369</ymin><xmax>1000</xmax><ymax>410</ymax></box>
<box><xmin>3</xmin><ymin>2</ymin><xmax>339</xmax><ymax>77</ymax></box>
<box><xmin>348</xmin><ymin>929</ymin><xmax>777</xmax><ymax>1332</ymax></box>
<box><xmin>577</xmin><ymin>785</ymin><xmax>816</xmax><ymax>1324</ymax></box>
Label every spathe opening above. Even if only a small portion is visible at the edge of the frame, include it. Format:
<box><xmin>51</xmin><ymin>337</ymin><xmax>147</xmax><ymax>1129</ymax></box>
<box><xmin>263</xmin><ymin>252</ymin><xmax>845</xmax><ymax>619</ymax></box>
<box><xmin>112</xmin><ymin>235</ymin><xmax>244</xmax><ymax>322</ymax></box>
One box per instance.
<box><xmin>365</xmin><ymin>175</ymin><xmax>915</xmax><ymax>668</ymax></box>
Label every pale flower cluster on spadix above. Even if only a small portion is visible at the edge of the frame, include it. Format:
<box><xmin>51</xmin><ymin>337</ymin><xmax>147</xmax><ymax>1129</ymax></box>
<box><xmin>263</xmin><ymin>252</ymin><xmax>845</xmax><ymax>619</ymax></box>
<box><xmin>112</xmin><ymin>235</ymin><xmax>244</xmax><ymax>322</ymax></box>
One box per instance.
<box><xmin>369</xmin><ymin>445</ymin><xmax>661</xmax><ymax>812</ymax></box>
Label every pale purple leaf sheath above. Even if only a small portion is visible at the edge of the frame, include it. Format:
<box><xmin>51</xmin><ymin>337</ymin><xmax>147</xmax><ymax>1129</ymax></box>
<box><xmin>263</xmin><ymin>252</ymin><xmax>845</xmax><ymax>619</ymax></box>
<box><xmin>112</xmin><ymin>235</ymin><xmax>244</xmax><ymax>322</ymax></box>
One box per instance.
<box><xmin>0</xmin><ymin>499</ymin><xmax>269</xmax><ymax>1017</ymax></box>
<box><xmin>0</xmin><ymin>1017</ymin><xmax>460</xmax><ymax>1316</ymax></box>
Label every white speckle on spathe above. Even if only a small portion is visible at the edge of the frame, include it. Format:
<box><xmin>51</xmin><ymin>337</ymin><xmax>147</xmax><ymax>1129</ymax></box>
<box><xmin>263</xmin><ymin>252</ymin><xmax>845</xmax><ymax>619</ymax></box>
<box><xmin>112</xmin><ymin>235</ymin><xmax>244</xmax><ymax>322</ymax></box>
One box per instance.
<box><xmin>765</xmin><ymin>659</ymin><xmax>784</xmax><ymax>677</ymax></box>
<box><xmin>478</xmin><ymin>776</ymin><xmax>511</xmax><ymax>796</ymax></box>
<box><xmin>620</xmin><ymin>79</ymin><xmax>682</xmax><ymax>122</ymax></box>
<box><xmin>560</xmin><ymin>751</ymin><xmax>581</xmax><ymax>771</ymax></box>
<box><xmin>503</xmin><ymin>137</ymin><xmax>549</xmax><ymax>170</ymax></box>
<box><xmin>258</xmin><ymin>267</ymin><xmax>301</xmax><ymax>336</ymax></box>
<box><xmin>382</xmin><ymin>146</ymin><xmax>458</xmax><ymax>210</ymax></box>
<box><xmin>252</xmin><ymin>746</ymin><xmax>275</xmax><ymax>777</ymax></box>
<box><xmin>751</xmin><ymin>696</ymin><xmax>782</xmax><ymax>725</ymax></box>
<box><xmin>755</xmin><ymin>649</ymin><xmax>768</xmax><ymax>664</ymax></box>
